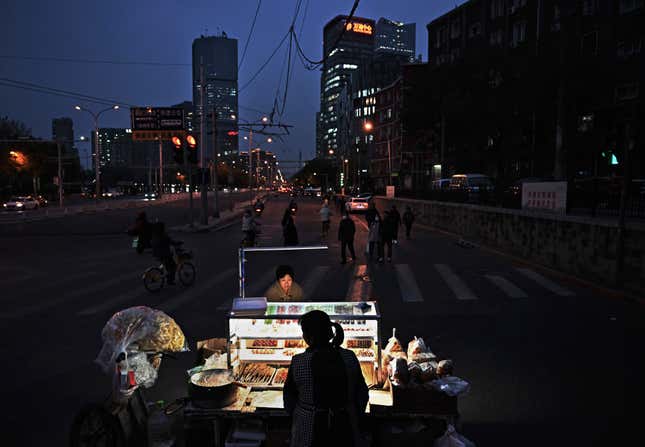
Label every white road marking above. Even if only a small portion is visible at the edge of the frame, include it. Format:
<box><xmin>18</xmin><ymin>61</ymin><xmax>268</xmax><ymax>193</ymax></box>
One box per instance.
<box><xmin>346</xmin><ymin>264</ymin><xmax>371</xmax><ymax>302</ymax></box>
<box><xmin>158</xmin><ymin>267</ymin><xmax>237</xmax><ymax>314</ymax></box>
<box><xmin>485</xmin><ymin>275</ymin><xmax>528</xmax><ymax>298</ymax></box>
<box><xmin>515</xmin><ymin>268</ymin><xmax>575</xmax><ymax>296</ymax></box>
<box><xmin>76</xmin><ymin>248</ymin><xmax>133</xmax><ymax>264</ymax></box>
<box><xmin>434</xmin><ymin>264</ymin><xmax>478</xmax><ymax>301</ymax></box>
<box><xmin>77</xmin><ymin>288</ymin><xmax>147</xmax><ymax>317</ymax></box>
<box><xmin>395</xmin><ymin>264</ymin><xmax>424</xmax><ymax>302</ymax></box>
<box><xmin>0</xmin><ymin>270</ymin><xmax>138</xmax><ymax>319</ymax></box>
<box><xmin>301</xmin><ymin>266</ymin><xmax>330</xmax><ymax>299</ymax></box>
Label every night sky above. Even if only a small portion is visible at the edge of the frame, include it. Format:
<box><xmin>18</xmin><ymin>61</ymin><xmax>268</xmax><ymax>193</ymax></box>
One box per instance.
<box><xmin>1</xmin><ymin>0</ymin><xmax>461</xmax><ymax>169</ymax></box>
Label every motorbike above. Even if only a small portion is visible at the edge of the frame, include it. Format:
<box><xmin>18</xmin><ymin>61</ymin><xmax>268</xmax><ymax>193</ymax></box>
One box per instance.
<box><xmin>254</xmin><ymin>202</ymin><xmax>264</xmax><ymax>217</ymax></box>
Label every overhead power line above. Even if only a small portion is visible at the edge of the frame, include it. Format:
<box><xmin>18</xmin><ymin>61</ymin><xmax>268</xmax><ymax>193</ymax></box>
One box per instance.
<box><xmin>293</xmin><ymin>0</ymin><xmax>360</xmax><ymax>69</ymax></box>
<box><xmin>238</xmin><ymin>0</ymin><xmax>263</xmax><ymax>70</ymax></box>
<box><xmin>239</xmin><ymin>29</ymin><xmax>291</xmax><ymax>92</ymax></box>
<box><xmin>0</xmin><ymin>55</ymin><xmax>190</xmax><ymax>67</ymax></box>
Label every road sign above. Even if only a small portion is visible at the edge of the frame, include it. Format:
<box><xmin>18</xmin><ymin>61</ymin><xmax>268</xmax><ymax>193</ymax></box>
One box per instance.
<box><xmin>131</xmin><ymin>107</ymin><xmax>185</xmax><ymax>141</ymax></box>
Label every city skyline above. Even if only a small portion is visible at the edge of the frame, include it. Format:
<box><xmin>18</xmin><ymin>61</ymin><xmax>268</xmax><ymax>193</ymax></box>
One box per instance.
<box><xmin>1</xmin><ymin>0</ymin><xmax>461</xmax><ymax>170</ymax></box>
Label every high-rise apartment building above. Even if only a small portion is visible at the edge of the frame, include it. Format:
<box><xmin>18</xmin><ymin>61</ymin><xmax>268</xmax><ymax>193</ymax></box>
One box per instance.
<box><xmin>192</xmin><ymin>33</ymin><xmax>239</xmax><ymax>163</ymax></box>
<box><xmin>317</xmin><ymin>15</ymin><xmax>375</xmax><ymax>159</ymax></box>
<box><xmin>374</xmin><ymin>18</ymin><xmax>416</xmax><ymax>60</ymax></box>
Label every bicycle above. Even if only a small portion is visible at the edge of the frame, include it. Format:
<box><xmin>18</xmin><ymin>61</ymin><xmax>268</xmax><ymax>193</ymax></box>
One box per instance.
<box><xmin>142</xmin><ymin>243</ymin><xmax>196</xmax><ymax>292</ymax></box>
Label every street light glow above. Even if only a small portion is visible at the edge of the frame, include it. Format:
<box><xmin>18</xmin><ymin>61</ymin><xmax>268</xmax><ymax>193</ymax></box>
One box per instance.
<box><xmin>113</xmin><ymin>105</ymin><xmax>119</xmax><ymax>110</ymax></box>
<box><xmin>267</xmin><ymin>137</ymin><xmax>273</xmax><ymax>143</ymax></box>
<box><xmin>363</xmin><ymin>121</ymin><xmax>373</xmax><ymax>132</ymax></box>
<box><xmin>261</xmin><ymin>116</ymin><xmax>269</xmax><ymax>123</ymax></box>
<box><xmin>75</xmin><ymin>105</ymin><xmax>82</xmax><ymax>111</ymax></box>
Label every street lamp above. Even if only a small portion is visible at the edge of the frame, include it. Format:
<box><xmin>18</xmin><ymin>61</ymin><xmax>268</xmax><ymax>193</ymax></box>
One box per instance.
<box><xmin>74</xmin><ymin>104</ymin><xmax>120</xmax><ymax>200</ymax></box>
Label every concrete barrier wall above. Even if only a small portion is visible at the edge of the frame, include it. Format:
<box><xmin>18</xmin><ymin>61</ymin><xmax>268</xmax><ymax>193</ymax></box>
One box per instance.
<box><xmin>375</xmin><ymin>196</ymin><xmax>645</xmax><ymax>295</ymax></box>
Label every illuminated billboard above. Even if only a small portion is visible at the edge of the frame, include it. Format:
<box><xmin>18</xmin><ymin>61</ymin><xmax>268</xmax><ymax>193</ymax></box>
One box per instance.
<box><xmin>345</xmin><ymin>21</ymin><xmax>373</xmax><ymax>35</ymax></box>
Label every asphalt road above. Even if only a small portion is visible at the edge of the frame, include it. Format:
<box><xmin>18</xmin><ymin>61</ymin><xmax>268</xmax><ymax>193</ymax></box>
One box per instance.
<box><xmin>0</xmin><ymin>194</ymin><xmax>641</xmax><ymax>446</ymax></box>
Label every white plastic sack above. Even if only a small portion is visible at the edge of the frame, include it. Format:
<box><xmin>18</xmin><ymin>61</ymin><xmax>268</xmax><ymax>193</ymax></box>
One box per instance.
<box><xmin>430</xmin><ymin>376</ymin><xmax>470</xmax><ymax>397</ymax></box>
<box><xmin>434</xmin><ymin>425</ymin><xmax>475</xmax><ymax>447</ymax></box>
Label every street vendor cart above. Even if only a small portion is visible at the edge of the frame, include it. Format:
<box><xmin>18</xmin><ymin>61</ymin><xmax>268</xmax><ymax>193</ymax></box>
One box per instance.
<box><xmin>182</xmin><ymin>246</ymin><xmax>462</xmax><ymax>447</ymax></box>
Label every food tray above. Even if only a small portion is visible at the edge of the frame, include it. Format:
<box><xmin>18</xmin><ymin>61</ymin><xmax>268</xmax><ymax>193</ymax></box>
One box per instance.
<box><xmin>235</xmin><ymin>364</ymin><xmax>276</xmax><ymax>385</ymax></box>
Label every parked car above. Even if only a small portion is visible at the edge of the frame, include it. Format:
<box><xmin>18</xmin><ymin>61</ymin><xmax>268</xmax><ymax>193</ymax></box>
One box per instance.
<box><xmin>431</xmin><ymin>179</ymin><xmax>451</xmax><ymax>190</ymax></box>
<box><xmin>3</xmin><ymin>196</ymin><xmax>39</xmax><ymax>210</ymax></box>
<box><xmin>144</xmin><ymin>192</ymin><xmax>158</xmax><ymax>201</ymax></box>
<box><xmin>449</xmin><ymin>174</ymin><xmax>494</xmax><ymax>192</ymax></box>
<box><xmin>345</xmin><ymin>197</ymin><xmax>370</xmax><ymax>213</ymax></box>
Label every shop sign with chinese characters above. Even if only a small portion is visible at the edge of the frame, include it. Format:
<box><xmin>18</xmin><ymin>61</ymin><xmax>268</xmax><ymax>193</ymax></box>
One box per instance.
<box><xmin>345</xmin><ymin>21</ymin><xmax>373</xmax><ymax>35</ymax></box>
<box><xmin>522</xmin><ymin>182</ymin><xmax>567</xmax><ymax>214</ymax></box>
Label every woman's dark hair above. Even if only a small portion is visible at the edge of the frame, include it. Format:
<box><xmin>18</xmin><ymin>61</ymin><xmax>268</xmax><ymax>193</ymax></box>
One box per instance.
<box><xmin>276</xmin><ymin>265</ymin><xmax>295</xmax><ymax>281</ymax></box>
<box><xmin>300</xmin><ymin>310</ymin><xmax>344</xmax><ymax>349</ymax></box>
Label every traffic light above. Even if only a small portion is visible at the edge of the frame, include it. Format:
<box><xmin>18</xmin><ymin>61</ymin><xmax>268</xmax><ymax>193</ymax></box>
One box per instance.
<box><xmin>172</xmin><ymin>136</ymin><xmax>183</xmax><ymax>164</ymax></box>
<box><xmin>186</xmin><ymin>135</ymin><xmax>198</xmax><ymax>164</ymax></box>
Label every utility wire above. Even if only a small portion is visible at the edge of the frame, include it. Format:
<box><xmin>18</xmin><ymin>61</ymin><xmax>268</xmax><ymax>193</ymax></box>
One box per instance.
<box><xmin>294</xmin><ymin>0</ymin><xmax>360</xmax><ymax>68</ymax></box>
<box><xmin>239</xmin><ymin>29</ymin><xmax>290</xmax><ymax>92</ymax></box>
<box><xmin>238</xmin><ymin>0</ymin><xmax>262</xmax><ymax>70</ymax></box>
<box><xmin>0</xmin><ymin>55</ymin><xmax>190</xmax><ymax>67</ymax></box>
<box><xmin>0</xmin><ymin>78</ymin><xmax>135</xmax><ymax>107</ymax></box>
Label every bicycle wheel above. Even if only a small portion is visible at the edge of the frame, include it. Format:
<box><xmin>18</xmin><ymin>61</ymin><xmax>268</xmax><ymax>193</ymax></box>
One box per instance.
<box><xmin>143</xmin><ymin>267</ymin><xmax>165</xmax><ymax>292</ymax></box>
<box><xmin>69</xmin><ymin>403</ymin><xmax>126</xmax><ymax>447</ymax></box>
<box><xmin>178</xmin><ymin>262</ymin><xmax>196</xmax><ymax>286</ymax></box>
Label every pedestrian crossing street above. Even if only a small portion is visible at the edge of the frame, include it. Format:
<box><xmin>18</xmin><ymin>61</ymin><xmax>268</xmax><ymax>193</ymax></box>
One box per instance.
<box><xmin>0</xmin><ymin>241</ymin><xmax>577</xmax><ymax>321</ymax></box>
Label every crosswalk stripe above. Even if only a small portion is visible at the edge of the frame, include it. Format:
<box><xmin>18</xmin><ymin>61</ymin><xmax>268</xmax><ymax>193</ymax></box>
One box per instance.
<box><xmin>0</xmin><ymin>270</ymin><xmax>137</xmax><ymax>319</ymax></box>
<box><xmin>301</xmin><ymin>266</ymin><xmax>330</xmax><ymax>299</ymax></box>
<box><xmin>159</xmin><ymin>267</ymin><xmax>237</xmax><ymax>314</ymax></box>
<box><xmin>77</xmin><ymin>248</ymin><xmax>133</xmax><ymax>264</ymax></box>
<box><xmin>2</xmin><ymin>270</ymin><xmax>100</xmax><ymax>301</ymax></box>
<box><xmin>346</xmin><ymin>264</ymin><xmax>371</xmax><ymax>302</ymax></box>
<box><xmin>485</xmin><ymin>275</ymin><xmax>528</xmax><ymax>298</ymax></box>
<box><xmin>77</xmin><ymin>288</ymin><xmax>147</xmax><ymax>317</ymax></box>
<box><xmin>434</xmin><ymin>264</ymin><xmax>478</xmax><ymax>301</ymax></box>
<box><xmin>515</xmin><ymin>268</ymin><xmax>575</xmax><ymax>296</ymax></box>
<box><xmin>395</xmin><ymin>264</ymin><xmax>424</xmax><ymax>302</ymax></box>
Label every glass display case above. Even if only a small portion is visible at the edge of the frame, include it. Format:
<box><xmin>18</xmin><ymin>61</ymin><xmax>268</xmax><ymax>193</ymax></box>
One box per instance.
<box><xmin>227</xmin><ymin>301</ymin><xmax>381</xmax><ymax>387</ymax></box>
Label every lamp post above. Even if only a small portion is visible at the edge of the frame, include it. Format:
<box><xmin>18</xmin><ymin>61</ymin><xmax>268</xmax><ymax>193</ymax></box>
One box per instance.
<box><xmin>238</xmin><ymin>115</ymin><xmax>269</xmax><ymax>205</ymax></box>
<box><xmin>75</xmin><ymin>105</ymin><xmax>120</xmax><ymax>200</ymax></box>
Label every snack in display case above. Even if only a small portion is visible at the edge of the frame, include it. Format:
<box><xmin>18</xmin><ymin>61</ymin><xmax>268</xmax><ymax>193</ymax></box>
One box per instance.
<box><xmin>285</xmin><ymin>339</ymin><xmax>306</xmax><ymax>348</ymax></box>
<box><xmin>235</xmin><ymin>363</ymin><xmax>276</xmax><ymax>385</ymax></box>
<box><xmin>354</xmin><ymin>349</ymin><xmax>375</xmax><ymax>358</ymax></box>
<box><xmin>272</xmin><ymin>367</ymin><xmax>289</xmax><ymax>385</ymax></box>
<box><xmin>346</xmin><ymin>339</ymin><xmax>372</xmax><ymax>349</ymax></box>
<box><xmin>252</xmin><ymin>339</ymin><xmax>278</xmax><ymax>347</ymax></box>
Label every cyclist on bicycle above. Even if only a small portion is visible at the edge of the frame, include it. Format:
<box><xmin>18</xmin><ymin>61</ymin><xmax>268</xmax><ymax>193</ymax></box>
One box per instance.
<box><xmin>127</xmin><ymin>211</ymin><xmax>153</xmax><ymax>254</ymax></box>
<box><xmin>151</xmin><ymin>222</ymin><xmax>180</xmax><ymax>285</ymax></box>
<box><xmin>242</xmin><ymin>209</ymin><xmax>260</xmax><ymax>246</ymax></box>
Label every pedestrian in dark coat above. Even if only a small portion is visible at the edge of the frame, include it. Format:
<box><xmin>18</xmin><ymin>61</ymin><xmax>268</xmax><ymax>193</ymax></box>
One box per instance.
<box><xmin>284</xmin><ymin>310</ymin><xmax>368</xmax><ymax>447</ymax></box>
<box><xmin>282</xmin><ymin>208</ymin><xmax>299</xmax><ymax>246</ymax></box>
<box><xmin>402</xmin><ymin>206</ymin><xmax>415</xmax><ymax>239</ymax></box>
<box><xmin>389</xmin><ymin>205</ymin><xmax>401</xmax><ymax>244</ymax></box>
<box><xmin>338</xmin><ymin>212</ymin><xmax>356</xmax><ymax>264</ymax></box>
<box><xmin>367</xmin><ymin>212</ymin><xmax>382</xmax><ymax>262</ymax></box>
<box><xmin>381</xmin><ymin>211</ymin><xmax>397</xmax><ymax>262</ymax></box>
<box><xmin>365</xmin><ymin>201</ymin><xmax>378</xmax><ymax>226</ymax></box>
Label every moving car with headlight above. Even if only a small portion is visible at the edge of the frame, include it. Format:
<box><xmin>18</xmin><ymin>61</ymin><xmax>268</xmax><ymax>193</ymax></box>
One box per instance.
<box><xmin>345</xmin><ymin>197</ymin><xmax>370</xmax><ymax>213</ymax></box>
<box><xmin>3</xmin><ymin>196</ymin><xmax>39</xmax><ymax>210</ymax></box>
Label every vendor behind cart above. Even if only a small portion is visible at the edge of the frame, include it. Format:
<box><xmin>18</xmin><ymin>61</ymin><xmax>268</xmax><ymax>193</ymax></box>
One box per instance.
<box><xmin>264</xmin><ymin>265</ymin><xmax>304</xmax><ymax>302</ymax></box>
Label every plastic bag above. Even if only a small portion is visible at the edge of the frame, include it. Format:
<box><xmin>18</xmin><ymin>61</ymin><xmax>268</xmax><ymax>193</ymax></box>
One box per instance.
<box><xmin>383</xmin><ymin>328</ymin><xmax>404</xmax><ymax>356</ymax></box>
<box><xmin>389</xmin><ymin>357</ymin><xmax>410</xmax><ymax>385</ymax></box>
<box><xmin>96</xmin><ymin>306</ymin><xmax>188</xmax><ymax>374</ymax></box>
<box><xmin>434</xmin><ymin>424</ymin><xmax>475</xmax><ymax>447</ymax></box>
<box><xmin>127</xmin><ymin>352</ymin><xmax>159</xmax><ymax>388</ymax></box>
<box><xmin>407</xmin><ymin>336</ymin><xmax>436</xmax><ymax>362</ymax></box>
<box><xmin>430</xmin><ymin>376</ymin><xmax>470</xmax><ymax>397</ymax></box>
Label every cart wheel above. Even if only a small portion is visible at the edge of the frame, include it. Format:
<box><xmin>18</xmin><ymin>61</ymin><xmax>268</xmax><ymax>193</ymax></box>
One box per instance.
<box><xmin>143</xmin><ymin>267</ymin><xmax>165</xmax><ymax>292</ymax></box>
<box><xmin>69</xmin><ymin>403</ymin><xmax>126</xmax><ymax>447</ymax></box>
<box><xmin>178</xmin><ymin>262</ymin><xmax>196</xmax><ymax>286</ymax></box>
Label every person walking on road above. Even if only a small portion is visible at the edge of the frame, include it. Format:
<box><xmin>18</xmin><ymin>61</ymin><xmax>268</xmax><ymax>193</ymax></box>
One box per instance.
<box><xmin>283</xmin><ymin>310</ymin><xmax>368</xmax><ymax>447</ymax></box>
<box><xmin>402</xmin><ymin>206</ymin><xmax>415</xmax><ymax>240</ymax></box>
<box><xmin>367</xmin><ymin>212</ymin><xmax>382</xmax><ymax>262</ymax></box>
<box><xmin>381</xmin><ymin>210</ymin><xmax>397</xmax><ymax>263</ymax></box>
<box><xmin>365</xmin><ymin>201</ymin><xmax>378</xmax><ymax>226</ymax></box>
<box><xmin>338</xmin><ymin>211</ymin><xmax>356</xmax><ymax>264</ymax></box>
<box><xmin>319</xmin><ymin>201</ymin><xmax>332</xmax><ymax>238</ymax></box>
<box><xmin>390</xmin><ymin>205</ymin><xmax>401</xmax><ymax>244</ymax></box>
<box><xmin>282</xmin><ymin>206</ymin><xmax>299</xmax><ymax>246</ymax></box>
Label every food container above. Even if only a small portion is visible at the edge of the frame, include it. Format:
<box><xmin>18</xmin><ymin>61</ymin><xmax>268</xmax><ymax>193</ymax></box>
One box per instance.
<box><xmin>188</xmin><ymin>369</ymin><xmax>244</xmax><ymax>408</ymax></box>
